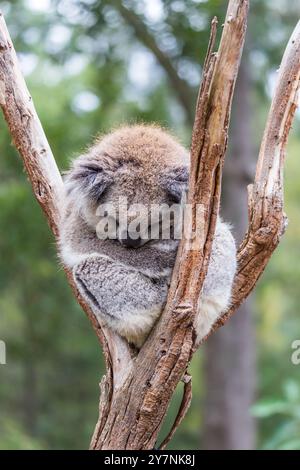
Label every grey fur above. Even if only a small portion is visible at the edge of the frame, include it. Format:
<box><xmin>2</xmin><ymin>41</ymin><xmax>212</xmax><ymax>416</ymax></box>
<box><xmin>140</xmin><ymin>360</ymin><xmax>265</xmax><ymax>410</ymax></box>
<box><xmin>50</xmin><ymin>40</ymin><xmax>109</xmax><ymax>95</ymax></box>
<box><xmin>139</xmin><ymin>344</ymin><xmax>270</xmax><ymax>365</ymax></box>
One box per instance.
<box><xmin>59</xmin><ymin>124</ymin><xmax>237</xmax><ymax>347</ymax></box>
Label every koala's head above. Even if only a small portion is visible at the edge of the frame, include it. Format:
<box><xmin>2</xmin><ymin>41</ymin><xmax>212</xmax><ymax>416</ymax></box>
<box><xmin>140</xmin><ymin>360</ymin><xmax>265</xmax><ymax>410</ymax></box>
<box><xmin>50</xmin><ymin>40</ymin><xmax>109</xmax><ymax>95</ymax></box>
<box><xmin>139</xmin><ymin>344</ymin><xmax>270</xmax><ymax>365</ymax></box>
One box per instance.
<box><xmin>64</xmin><ymin>124</ymin><xmax>189</xmax><ymax>248</ymax></box>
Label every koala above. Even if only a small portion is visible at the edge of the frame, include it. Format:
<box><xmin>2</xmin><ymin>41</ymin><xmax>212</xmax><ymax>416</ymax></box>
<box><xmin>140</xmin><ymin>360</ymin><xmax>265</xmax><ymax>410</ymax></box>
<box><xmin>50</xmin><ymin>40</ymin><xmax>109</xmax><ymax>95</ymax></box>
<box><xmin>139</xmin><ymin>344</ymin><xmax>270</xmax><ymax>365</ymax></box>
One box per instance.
<box><xmin>59</xmin><ymin>124</ymin><xmax>237</xmax><ymax>348</ymax></box>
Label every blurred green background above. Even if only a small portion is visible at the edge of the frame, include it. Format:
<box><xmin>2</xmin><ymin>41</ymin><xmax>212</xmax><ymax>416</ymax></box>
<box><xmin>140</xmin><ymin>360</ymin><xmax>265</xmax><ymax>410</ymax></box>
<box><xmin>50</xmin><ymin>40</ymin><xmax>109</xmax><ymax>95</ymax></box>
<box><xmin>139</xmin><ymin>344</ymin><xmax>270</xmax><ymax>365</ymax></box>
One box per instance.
<box><xmin>0</xmin><ymin>0</ymin><xmax>300</xmax><ymax>450</ymax></box>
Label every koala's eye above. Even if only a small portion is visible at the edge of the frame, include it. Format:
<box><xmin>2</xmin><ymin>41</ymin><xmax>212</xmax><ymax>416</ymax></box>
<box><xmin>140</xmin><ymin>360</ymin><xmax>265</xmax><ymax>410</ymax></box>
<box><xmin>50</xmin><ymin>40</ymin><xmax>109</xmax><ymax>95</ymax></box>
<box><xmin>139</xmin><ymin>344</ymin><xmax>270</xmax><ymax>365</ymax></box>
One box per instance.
<box><xmin>161</xmin><ymin>165</ymin><xmax>189</xmax><ymax>205</ymax></box>
<box><xmin>167</xmin><ymin>187</ymin><xmax>182</xmax><ymax>204</ymax></box>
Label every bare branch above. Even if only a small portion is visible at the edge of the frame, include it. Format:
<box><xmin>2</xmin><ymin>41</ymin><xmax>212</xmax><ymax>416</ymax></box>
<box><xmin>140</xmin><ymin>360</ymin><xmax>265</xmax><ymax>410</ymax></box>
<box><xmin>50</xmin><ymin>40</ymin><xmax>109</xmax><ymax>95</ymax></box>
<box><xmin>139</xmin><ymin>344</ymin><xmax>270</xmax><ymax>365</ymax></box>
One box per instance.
<box><xmin>158</xmin><ymin>373</ymin><xmax>192</xmax><ymax>451</ymax></box>
<box><xmin>208</xmin><ymin>19</ymin><xmax>300</xmax><ymax>337</ymax></box>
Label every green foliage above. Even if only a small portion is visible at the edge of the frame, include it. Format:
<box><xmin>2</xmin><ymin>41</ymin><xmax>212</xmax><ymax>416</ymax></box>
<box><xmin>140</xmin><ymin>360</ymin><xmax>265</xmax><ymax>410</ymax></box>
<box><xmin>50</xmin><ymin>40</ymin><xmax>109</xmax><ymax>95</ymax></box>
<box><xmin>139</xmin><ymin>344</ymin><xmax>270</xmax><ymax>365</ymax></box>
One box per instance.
<box><xmin>252</xmin><ymin>380</ymin><xmax>300</xmax><ymax>450</ymax></box>
<box><xmin>0</xmin><ymin>417</ymin><xmax>43</xmax><ymax>450</ymax></box>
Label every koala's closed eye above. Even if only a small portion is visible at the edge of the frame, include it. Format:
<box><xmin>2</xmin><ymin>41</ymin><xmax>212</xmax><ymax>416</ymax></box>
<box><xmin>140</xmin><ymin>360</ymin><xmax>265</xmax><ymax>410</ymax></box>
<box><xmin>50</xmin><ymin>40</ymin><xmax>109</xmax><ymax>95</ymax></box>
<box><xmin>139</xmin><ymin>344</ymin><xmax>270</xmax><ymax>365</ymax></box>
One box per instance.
<box><xmin>167</xmin><ymin>185</ymin><xmax>183</xmax><ymax>204</ymax></box>
<box><xmin>161</xmin><ymin>165</ymin><xmax>189</xmax><ymax>204</ymax></box>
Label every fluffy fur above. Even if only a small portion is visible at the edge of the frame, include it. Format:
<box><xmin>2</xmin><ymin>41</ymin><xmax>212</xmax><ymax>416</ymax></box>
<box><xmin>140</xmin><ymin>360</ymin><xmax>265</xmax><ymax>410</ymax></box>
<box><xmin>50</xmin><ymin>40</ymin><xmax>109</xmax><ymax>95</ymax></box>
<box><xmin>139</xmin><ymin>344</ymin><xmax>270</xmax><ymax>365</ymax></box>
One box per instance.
<box><xmin>59</xmin><ymin>124</ymin><xmax>237</xmax><ymax>347</ymax></box>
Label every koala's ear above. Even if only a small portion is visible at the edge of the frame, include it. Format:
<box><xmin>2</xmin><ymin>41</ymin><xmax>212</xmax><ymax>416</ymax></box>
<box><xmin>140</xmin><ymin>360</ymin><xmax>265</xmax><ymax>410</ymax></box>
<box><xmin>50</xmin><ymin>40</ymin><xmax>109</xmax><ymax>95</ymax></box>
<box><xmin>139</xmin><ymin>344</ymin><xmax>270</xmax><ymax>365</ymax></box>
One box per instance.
<box><xmin>161</xmin><ymin>165</ymin><xmax>189</xmax><ymax>203</ymax></box>
<box><xmin>64</xmin><ymin>159</ymin><xmax>112</xmax><ymax>202</ymax></box>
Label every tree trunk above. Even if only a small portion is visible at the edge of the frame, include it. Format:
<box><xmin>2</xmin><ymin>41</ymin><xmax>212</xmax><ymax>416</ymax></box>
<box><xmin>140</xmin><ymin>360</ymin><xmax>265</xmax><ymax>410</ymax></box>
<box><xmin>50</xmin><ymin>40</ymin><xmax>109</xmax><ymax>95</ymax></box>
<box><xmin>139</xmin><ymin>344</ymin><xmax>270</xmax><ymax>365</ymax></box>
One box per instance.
<box><xmin>202</xmin><ymin>55</ymin><xmax>256</xmax><ymax>450</ymax></box>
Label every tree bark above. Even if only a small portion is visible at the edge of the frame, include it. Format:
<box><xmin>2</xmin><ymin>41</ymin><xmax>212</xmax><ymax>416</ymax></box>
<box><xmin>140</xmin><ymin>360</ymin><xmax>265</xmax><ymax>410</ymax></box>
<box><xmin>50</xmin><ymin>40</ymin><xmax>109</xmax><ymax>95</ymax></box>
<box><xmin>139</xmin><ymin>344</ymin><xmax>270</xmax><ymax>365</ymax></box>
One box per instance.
<box><xmin>202</xmin><ymin>55</ymin><xmax>256</xmax><ymax>450</ymax></box>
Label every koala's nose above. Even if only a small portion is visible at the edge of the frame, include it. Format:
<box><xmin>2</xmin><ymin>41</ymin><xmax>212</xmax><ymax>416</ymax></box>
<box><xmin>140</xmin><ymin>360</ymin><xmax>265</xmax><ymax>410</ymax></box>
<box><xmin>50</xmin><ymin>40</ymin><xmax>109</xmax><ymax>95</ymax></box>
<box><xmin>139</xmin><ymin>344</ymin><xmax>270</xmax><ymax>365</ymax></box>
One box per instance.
<box><xmin>120</xmin><ymin>232</ymin><xmax>143</xmax><ymax>249</ymax></box>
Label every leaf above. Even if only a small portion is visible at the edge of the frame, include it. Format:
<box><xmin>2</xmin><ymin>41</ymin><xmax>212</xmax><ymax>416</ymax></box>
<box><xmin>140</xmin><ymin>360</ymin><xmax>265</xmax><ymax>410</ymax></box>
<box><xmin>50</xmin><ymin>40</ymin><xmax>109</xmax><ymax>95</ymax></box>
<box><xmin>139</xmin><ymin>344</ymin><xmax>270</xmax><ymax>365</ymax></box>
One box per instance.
<box><xmin>251</xmin><ymin>400</ymin><xmax>289</xmax><ymax>417</ymax></box>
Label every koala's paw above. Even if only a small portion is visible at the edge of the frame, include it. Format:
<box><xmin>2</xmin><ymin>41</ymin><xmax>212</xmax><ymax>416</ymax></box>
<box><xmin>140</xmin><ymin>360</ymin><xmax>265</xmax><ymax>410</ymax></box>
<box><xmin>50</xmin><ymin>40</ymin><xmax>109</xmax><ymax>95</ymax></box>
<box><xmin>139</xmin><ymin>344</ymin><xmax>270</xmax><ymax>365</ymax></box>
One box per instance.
<box><xmin>72</xmin><ymin>255</ymin><xmax>167</xmax><ymax>348</ymax></box>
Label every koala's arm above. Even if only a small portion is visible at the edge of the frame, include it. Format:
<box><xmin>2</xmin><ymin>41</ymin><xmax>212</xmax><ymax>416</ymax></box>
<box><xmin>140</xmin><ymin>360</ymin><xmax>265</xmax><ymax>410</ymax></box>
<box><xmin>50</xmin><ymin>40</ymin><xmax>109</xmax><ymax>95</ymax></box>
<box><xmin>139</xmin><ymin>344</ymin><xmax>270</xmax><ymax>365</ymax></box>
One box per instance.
<box><xmin>194</xmin><ymin>219</ymin><xmax>237</xmax><ymax>345</ymax></box>
<box><xmin>73</xmin><ymin>255</ymin><xmax>168</xmax><ymax>348</ymax></box>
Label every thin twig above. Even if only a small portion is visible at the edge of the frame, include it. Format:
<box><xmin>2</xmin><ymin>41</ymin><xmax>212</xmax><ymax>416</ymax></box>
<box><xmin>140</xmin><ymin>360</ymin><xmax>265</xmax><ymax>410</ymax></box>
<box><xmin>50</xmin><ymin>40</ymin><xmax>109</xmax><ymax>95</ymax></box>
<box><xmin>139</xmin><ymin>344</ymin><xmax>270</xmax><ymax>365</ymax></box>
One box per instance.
<box><xmin>158</xmin><ymin>373</ymin><xmax>192</xmax><ymax>451</ymax></box>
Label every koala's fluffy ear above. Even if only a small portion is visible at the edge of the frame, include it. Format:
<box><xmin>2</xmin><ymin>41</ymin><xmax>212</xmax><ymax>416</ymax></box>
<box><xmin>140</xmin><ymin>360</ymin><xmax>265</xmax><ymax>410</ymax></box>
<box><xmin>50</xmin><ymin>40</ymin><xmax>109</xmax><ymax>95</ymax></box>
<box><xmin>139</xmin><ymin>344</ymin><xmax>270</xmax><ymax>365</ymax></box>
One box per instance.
<box><xmin>161</xmin><ymin>165</ymin><xmax>189</xmax><ymax>203</ymax></box>
<box><xmin>64</xmin><ymin>158</ymin><xmax>113</xmax><ymax>203</ymax></box>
